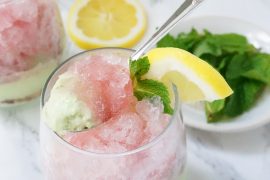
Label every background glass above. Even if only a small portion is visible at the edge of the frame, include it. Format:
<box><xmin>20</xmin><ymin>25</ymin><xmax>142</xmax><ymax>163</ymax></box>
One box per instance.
<box><xmin>0</xmin><ymin>0</ymin><xmax>65</xmax><ymax>105</ymax></box>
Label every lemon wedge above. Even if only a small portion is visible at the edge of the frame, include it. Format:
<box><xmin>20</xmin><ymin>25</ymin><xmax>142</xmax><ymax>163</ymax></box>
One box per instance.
<box><xmin>144</xmin><ymin>48</ymin><xmax>233</xmax><ymax>102</ymax></box>
<box><xmin>67</xmin><ymin>0</ymin><xmax>147</xmax><ymax>49</ymax></box>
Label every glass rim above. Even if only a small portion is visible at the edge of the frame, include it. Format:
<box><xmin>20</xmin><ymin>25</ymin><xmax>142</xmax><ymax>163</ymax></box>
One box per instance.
<box><xmin>41</xmin><ymin>47</ymin><xmax>181</xmax><ymax>158</ymax></box>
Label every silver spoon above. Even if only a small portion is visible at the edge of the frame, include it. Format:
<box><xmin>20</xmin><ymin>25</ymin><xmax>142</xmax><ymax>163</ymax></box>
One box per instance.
<box><xmin>131</xmin><ymin>0</ymin><xmax>203</xmax><ymax>60</ymax></box>
<box><xmin>63</xmin><ymin>0</ymin><xmax>204</xmax><ymax>133</ymax></box>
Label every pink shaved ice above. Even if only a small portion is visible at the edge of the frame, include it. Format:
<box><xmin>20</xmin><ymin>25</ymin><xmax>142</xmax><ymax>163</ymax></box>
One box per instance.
<box><xmin>0</xmin><ymin>0</ymin><xmax>63</xmax><ymax>80</ymax></box>
<box><xmin>64</xmin><ymin>97</ymin><xmax>169</xmax><ymax>153</ymax></box>
<box><xmin>71</xmin><ymin>54</ymin><xmax>135</xmax><ymax>123</ymax></box>
<box><xmin>63</xmin><ymin>54</ymin><xmax>171</xmax><ymax>153</ymax></box>
<box><xmin>65</xmin><ymin>112</ymin><xmax>146</xmax><ymax>153</ymax></box>
<box><xmin>136</xmin><ymin>98</ymin><xmax>171</xmax><ymax>143</ymax></box>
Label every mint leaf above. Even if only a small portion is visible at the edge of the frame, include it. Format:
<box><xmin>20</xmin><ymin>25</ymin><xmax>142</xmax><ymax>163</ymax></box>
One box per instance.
<box><xmin>205</xmin><ymin>99</ymin><xmax>225</xmax><ymax>123</ymax></box>
<box><xmin>206</xmin><ymin>99</ymin><xmax>225</xmax><ymax>115</ymax></box>
<box><xmin>224</xmin><ymin>78</ymin><xmax>265</xmax><ymax>116</ymax></box>
<box><xmin>157</xmin><ymin>34</ymin><xmax>179</xmax><ymax>48</ymax></box>
<box><xmin>158</xmin><ymin>28</ymin><xmax>202</xmax><ymax>51</ymax></box>
<box><xmin>193</xmin><ymin>38</ymin><xmax>223</xmax><ymax>57</ymax></box>
<box><xmin>130</xmin><ymin>57</ymin><xmax>174</xmax><ymax>115</ymax></box>
<box><xmin>176</xmin><ymin>28</ymin><xmax>203</xmax><ymax>51</ymax></box>
<box><xmin>207</xmin><ymin>78</ymin><xmax>265</xmax><ymax>118</ymax></box>
<box><xmin>226</xmin><ymin>53</ymin><xmax>270</xmax><ymax>84</ymax></box>
<box><xmin>226</xmin><ymin>54</ymin><xmax>252</xmax><ymax>79</ymax></box>
<box><xmin>210</xmin><ymin>33</ymin><xmax>250</xmax><ymax>53</ymax></box>
<box><xmin>134</xmin><ymin>79</ymin><xmax>173</xmax><ymax>114</ymax></box>
<box><xmin>130</xmin><ymin>57</ymin><xmax>150</xmax><ymax>79</ymax></box>
<box><xmin>193</xmin><ymin>33</ymin><xmax>252</xmax><ymax>57</ymax></box>
<box><xmin>242</xmin><ymin>53</ymin><xmax>270</xmax><ymax>84</ymax></box>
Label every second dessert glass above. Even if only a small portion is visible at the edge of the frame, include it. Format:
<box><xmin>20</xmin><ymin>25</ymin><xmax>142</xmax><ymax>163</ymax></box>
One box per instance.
<box><xmin>0</xmin><ymin>0</ymin><xmax>65</xmax><ymax>105</ymax></box>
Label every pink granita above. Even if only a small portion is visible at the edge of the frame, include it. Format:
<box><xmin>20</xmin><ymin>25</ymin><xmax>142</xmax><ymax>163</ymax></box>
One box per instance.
<box><xmin>0</xmin><ymin>0</ymin><xmax>63</xmax><ymax>78</ymax></box>
<box><xmin>71</xmin><ymin>54</ymin><xmax>135</xmax><ymax>123</ymax></box>
<box><xmin>64</xmin><ymin>54</ymin><xmax>170</xmax><ymax>153</ymax></box>
<box><xmin>65</xmin><ymin>112</ymin><xmax>146</xmax><ymax>153</ymax></box>
<box><xmin>0</xmin><ymin>0</ymin><xmax>64</xmax><ymax>104</ymax></box>
<box><xmin>64</xmin><ymin>98</ymin><xmax>169</xmax><ymax>153</ymax></box>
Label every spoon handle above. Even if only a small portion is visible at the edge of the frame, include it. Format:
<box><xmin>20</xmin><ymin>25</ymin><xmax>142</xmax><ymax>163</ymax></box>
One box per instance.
<box><xmin>131</xmin><ymin>0</ymin><xmax>203</xmax><ymax>60</ymax></box>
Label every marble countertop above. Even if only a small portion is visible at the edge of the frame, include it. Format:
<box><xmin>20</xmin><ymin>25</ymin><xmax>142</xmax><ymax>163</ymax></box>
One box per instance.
<box><xmin>1</xmin><ymin>0</ymin><xmax>270</xmax><ymax>179</ymax></box>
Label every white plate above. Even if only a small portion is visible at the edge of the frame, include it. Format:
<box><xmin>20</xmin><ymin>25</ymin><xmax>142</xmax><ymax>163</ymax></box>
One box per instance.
<box><xmin>169</xmin><ymin>16</ymin><xmax>270</xmax><ymax>132</ymax></box>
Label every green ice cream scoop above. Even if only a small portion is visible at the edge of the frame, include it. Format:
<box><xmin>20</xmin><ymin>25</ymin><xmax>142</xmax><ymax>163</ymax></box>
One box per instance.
<box><xmin>43</xmin><ymin>72</ymin><xmax>94</xmax><ymax>134</ymax></box>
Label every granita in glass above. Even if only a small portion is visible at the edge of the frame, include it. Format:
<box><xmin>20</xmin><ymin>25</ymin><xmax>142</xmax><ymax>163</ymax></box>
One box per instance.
<box><xmin>0</xmin><ymin>0</ymin><xmax>64</xmax><ymax>105</ymax></box>
<box><xmin>40</xmin><ymin>48</ymin><xmax>186</xmax><ymax>180</ymax></box>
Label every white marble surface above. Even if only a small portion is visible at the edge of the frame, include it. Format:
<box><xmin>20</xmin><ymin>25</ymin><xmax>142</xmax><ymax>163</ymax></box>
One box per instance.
<box><xmin>1</xmin><ymin>0</ymin><xmax>270</xmax><ymax>179</ymax></box>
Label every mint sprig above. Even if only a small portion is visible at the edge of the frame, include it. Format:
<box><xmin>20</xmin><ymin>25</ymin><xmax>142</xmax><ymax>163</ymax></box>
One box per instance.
<box><xmin>130</xmin><ymin>57</ymin><xmax>173</xmax><ymax>115</ymax></box>
<box><xmin>130</xmin><ymin>56</ymin><xmax>150</xmax><ymax>79</ymax></box>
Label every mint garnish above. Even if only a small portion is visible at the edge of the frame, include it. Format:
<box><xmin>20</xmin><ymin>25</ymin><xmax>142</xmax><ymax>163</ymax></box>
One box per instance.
<box><xmin>130</xmin><ymin>57</ymin><xmax>173</xmax><ymax>115</ymax></box>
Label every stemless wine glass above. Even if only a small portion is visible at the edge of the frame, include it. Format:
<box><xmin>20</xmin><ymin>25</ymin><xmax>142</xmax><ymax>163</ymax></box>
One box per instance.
<box><xmin>40</xmin><ymin>48</ymin><xmax>186</xmax><ymax>180</ymax></box>
<box><xmin>0</xmin><ymin>0</ymin><xmax>64</xmax><ymax>105</ymax></box>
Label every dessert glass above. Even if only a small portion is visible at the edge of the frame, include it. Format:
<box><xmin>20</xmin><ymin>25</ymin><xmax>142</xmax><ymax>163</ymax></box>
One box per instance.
<box><xmin>0</xmin><ymin>0</ymin><xmax>64</xmax><ymax>105</ymax></box>
<box><xmin>40</xmin><ymin>48</ymin><xmax>186</xmax><ymax>180</ymax></box>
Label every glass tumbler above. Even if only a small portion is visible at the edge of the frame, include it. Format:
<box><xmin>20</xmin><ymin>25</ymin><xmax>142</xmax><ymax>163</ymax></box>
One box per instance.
<box><xmin>40</xmin><ymin>48</ymin><xmax>186</xmax><ymax>180</ymax></box>
<box><xmin>0</xmin><ymin>0</ymin><xmax>65</xmax><ymax>105</ymax></box>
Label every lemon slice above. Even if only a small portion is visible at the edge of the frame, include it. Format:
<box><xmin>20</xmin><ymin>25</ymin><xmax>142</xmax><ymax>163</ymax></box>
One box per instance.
<box><xmin>144</xmin><ymin>48</ymin><xmax>233</xmax><ymax>102</ymax></box>
<box><xmin>67</xmin><ymin>0</ymin><xmax>147</xmax><ymax>49</ymax></box>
